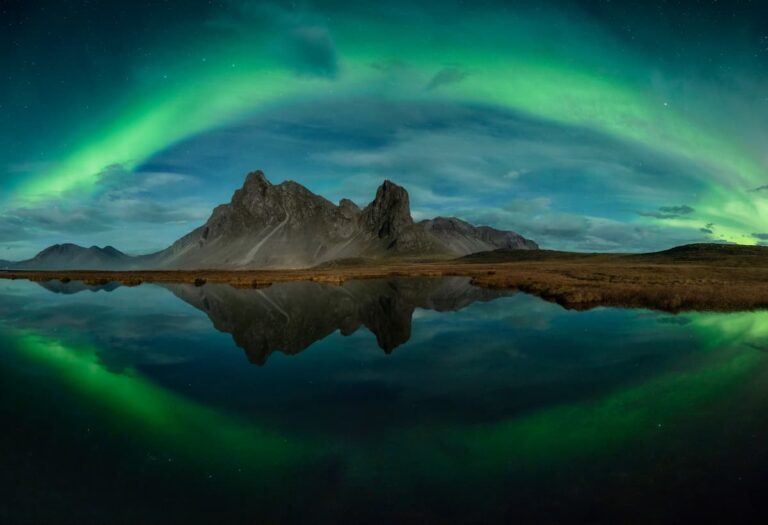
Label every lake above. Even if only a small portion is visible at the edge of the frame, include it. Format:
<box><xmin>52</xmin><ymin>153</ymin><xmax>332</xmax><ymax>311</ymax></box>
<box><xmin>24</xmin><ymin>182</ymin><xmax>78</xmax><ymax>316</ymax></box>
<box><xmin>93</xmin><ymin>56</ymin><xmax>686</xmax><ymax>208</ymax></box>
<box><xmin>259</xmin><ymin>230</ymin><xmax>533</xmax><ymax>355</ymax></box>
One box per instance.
<box><xmin>1</xmin><ymin>276</ymin><xmax>768</xmax><ymax>524</ymax></box>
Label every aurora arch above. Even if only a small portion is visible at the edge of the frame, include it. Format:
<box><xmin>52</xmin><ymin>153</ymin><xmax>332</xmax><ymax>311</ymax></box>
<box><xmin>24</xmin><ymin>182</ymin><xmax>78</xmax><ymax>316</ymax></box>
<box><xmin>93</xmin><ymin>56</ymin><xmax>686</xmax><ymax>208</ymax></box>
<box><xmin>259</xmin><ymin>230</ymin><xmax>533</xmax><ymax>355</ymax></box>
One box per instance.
<box><xmin>2</xmin><ymin>1</ymin><xmax>767</xmax><ymax>255</ymax></box>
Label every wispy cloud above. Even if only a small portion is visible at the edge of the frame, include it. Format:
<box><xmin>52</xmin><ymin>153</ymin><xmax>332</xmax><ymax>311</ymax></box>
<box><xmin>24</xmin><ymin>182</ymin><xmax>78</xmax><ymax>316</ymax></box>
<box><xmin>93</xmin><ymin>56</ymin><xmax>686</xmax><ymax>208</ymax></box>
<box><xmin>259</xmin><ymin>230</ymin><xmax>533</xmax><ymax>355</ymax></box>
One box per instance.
<box><xmin>637</xmin><ymin>204</ymin><xmax>695</xmax><ymax>220</ymax></box>
<box><xmin>426</xmin><ymin>67</ymin><xmax>469</xmax><ymax>90</ymax></box>
<box><xmin>459</xmin><ymin>197</ymin><xmax>709</xmax><ymax>252</ymax></box>
<box><xmin>658</xmin><ymin>205</ymin><xmax>694</xmax><ymax>215</ymax></box>
<box><xmin>0</xmin><ymin>165</ymin><xmax>210</xmax><ymax>259</ymax></box>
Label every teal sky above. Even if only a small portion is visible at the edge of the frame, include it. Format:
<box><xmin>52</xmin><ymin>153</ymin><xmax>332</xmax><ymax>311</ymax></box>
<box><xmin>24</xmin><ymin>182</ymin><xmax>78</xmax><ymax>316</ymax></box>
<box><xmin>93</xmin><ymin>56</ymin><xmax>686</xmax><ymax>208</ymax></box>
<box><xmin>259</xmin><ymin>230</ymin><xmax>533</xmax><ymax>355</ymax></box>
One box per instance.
<box><xmin>2</xmin><ymin>0</ymin><xmax>768</xmax><ymax>259</ymax></box>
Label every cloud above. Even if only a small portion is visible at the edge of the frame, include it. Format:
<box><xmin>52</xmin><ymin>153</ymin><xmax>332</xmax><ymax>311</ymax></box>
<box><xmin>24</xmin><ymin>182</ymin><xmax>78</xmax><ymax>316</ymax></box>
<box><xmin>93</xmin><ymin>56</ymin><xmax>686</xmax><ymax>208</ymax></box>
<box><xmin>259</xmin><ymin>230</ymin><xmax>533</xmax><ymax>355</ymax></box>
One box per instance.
<box><xmin>0</xmin><ymin>164</ymin><xmax>210</xmax><ymax>258</ymax></box>
<box><xmin>503</xmin><ymin>169</ymin><xmax>528</xmax><ymax>180</ymax></box>
<box><xmin>637</xmin><ymin>204</ymin><xmax>695</xmax><ymax>220</ymax></box>
<box><xmin>300</xmin><ymin>101</ymin><xmax>710</xmax><ymax>215</ymax></box>
<box><xmin>0</xmin><ymin>219</ymin><xmax>30</xmax><ymax>243</ymax></box>
<box><xmin>750</xmin><ymin>184</ymin><xmax>768</xmax><ymax>192</ymax></box>
<box><xmin>426</xmin><ymin>67</ymin><xmax>469</xmax><ymax>90</ymax></box>
<box><xmin>637</xmin><ymin>211</ymin><xmax>677</xmax><ymax>219</ymax></box>
<box><xmin>207</xmin><ymin>2</ymin><xmax>340</xmax><ymax>79</ymax></box>
<box><xmin>700</xmin><ymin>228</ymin><xmax>713</xmax><ymax>234</ymax></box>
<box><xmin>457</xmin><ymin>197</ymin><xmax>709</xmax><ymax>253</ymax></box>
<box><xmin>658</xmin><ymin>205</ymin><xmax>694</xmax><ymax>215</ymax></box>
<box><xmin>97</xmin><ymin>164</ymin><xmax>199</xmax><ymax>198</ymax></box>
<box><xmin>10</xmin><ymin>205</ymin><xmax>112</xmax><ymax>233</ymax></box>
<box><xmin>752</xmin><ymin>233</ymin><xmax>768</xmax><ymax>240</ymax></box>
<box><xmin>0</xmin><ymin>198</ymin><xmax>206</xmax><ymax>239</ymax></box>
<box><xmin>284</xmin><ymin>26</ymin><xmax>339</xmax><ymax>78</ymax></box>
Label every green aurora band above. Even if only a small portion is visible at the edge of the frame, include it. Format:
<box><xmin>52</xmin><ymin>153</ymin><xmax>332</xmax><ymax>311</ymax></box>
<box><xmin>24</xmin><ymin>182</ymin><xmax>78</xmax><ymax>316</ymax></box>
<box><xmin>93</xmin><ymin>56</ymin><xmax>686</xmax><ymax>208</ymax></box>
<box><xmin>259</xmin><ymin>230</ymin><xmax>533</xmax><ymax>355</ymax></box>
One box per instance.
<box><xmin>8</xmin><ymin>6</ymin><xmax>767</xmax><ymax>245</ymax></box>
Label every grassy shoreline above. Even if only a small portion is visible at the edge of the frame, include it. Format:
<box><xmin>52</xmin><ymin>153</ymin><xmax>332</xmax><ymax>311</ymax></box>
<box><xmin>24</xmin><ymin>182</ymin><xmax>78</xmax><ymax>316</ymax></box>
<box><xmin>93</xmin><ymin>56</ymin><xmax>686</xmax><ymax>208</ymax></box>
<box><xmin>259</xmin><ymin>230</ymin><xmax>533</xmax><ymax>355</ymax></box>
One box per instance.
<box><xmin>5</xmin><ymin>246</ymin><xmax>768</xmax><ymax>313</ymax></box>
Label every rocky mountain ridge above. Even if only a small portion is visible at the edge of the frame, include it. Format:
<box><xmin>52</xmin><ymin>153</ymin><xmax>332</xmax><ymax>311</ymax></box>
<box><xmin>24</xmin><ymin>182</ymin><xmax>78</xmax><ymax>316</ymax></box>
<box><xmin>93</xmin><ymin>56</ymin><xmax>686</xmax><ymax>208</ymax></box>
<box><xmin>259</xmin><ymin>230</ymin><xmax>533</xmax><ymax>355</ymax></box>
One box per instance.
<box><xmin>5</xmin><ymin>170</ymin><xmax>538</xmax><ymax>270</ymax></box>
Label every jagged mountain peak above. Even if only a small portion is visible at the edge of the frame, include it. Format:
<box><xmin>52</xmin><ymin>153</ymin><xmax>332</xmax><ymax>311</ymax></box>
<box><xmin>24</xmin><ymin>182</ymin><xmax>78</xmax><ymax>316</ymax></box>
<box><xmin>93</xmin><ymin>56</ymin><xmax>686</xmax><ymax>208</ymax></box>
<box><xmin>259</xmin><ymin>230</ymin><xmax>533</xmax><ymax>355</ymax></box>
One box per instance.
<box><xmin>362</xmin><ymin>179</ymin><xmax>414</xmax><ymax>240</ymax></box>
<box><xmin>243</xmin><ymin>169</ymin><xmax>270</xmax><ymax>188</ymax></box>
<box><xmin>18</xmin><ymin>170</ymin><xmax>538</xmax><ymax>270</ymax></box>
<box><xmin>339</xmin><ymin>198</ymin><xmax>360</xmax><ymax>211</ymax></box>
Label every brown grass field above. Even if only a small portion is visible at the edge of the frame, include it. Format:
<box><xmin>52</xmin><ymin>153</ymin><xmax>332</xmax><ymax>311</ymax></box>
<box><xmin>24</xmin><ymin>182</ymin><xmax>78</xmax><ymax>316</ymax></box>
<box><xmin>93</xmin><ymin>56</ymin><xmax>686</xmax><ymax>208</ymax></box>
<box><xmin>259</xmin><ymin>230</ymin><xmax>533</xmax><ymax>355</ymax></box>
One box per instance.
<box><xmin>3</xmin><ymin>244</ymin><xmax>768</xmax><ymax>313</ymax></box>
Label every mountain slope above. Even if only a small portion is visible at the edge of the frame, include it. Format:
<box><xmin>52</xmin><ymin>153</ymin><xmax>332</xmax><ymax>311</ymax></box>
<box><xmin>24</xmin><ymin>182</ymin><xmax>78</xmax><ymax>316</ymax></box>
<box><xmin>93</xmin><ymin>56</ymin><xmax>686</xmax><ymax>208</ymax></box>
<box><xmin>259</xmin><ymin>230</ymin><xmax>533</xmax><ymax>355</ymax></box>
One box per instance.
<box><xmin>149</xmin><ymin>171</ymin><xmax>508</xmax><ymax>269</ymax></box>
<box><xmin>420</xmin><ymin>217</ymin><xmax>538</xmax><ymax>255</ymax></box>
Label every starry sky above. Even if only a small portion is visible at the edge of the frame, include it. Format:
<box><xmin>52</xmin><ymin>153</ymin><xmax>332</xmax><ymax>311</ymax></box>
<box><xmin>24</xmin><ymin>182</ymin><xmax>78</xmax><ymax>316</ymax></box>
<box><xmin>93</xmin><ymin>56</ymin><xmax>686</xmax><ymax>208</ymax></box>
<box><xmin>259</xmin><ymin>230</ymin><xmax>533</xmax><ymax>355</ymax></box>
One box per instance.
<box><xmin>1</xmin><ymin>0</ymin><xmax>767</xmax><ymax>259</ymax></box>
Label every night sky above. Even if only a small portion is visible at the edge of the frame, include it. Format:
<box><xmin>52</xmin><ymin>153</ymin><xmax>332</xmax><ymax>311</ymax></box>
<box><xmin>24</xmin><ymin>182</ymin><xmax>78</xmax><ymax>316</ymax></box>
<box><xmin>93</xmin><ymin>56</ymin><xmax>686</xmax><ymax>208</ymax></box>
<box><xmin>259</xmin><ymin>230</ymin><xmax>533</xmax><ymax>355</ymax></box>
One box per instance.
<box><xmin>2</xmin><ymin>0</ymin><xmax>767</xmax><ymax>259</ymax></box>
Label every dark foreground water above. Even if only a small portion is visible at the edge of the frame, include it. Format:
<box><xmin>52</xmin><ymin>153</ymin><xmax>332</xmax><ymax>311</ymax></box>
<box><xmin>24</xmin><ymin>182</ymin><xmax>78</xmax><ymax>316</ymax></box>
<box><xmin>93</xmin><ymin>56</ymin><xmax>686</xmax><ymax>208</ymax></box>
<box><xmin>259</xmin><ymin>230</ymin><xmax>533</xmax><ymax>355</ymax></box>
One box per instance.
<box><xmin>2</xmin><ymin>277</ymin><xmax>768</xmax><ymax>524</ymax></box>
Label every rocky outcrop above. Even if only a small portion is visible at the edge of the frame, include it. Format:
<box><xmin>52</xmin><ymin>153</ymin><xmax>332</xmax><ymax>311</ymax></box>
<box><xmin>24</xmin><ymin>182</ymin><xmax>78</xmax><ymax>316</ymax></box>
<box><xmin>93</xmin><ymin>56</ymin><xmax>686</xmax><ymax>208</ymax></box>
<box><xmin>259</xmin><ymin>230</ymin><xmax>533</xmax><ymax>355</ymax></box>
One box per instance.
<box><xmin>149</xmin><ymin>171</ymin><xmax>532</xmax><ymax>269</ymax></box>
<box><xmin>361</xmin><ymin>180</ymin><xmax>413</xmax><ymax>241</ymax></box>
<box><xmin>151</xmin><ymin>170</ymin><xmax>367</xmax><ymax>268</ymax></box>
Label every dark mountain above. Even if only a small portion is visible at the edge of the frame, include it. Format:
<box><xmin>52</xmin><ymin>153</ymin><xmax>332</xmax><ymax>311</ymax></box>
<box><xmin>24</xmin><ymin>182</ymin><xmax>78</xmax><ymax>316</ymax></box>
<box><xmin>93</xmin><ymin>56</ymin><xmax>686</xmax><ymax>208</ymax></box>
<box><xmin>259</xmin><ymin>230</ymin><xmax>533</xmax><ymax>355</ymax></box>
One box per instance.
<box><xmin>13</xmin><ymin>244</ymin><xmax>132</xmax><ymax>271</ymax></box>
<box><xmin>421</xmin><ymin>216</ymin><xmax>538</xmax><ymax>254</ymax></box>
<box><xmin>0</xmin><ymin>260</ymin><xmax>14</xmax><ymax>270</ymax></box>
<box><xmin>629</xmin><ymin>243</ymin><xmax>768</xmax><ymax>264</ymax></box>
<box><xmin>165</xmin><ymin>277</ymin><xmax>514</xmax><ymax>365</ymax></box>
<box><xmin>149</xmin><ymin>172</ymin><xmax>451</xmax><ymax>269</ymax></box>
<box><xmin>148</xmin><ymin>171</ymin><xmax>534</xmax><ymax>269</ymax></box>
<box><xmin>459</xmin><ymin>242</ymin><xmax>768</xmax><ymax>266</ymax></box>
<box><xmin>12</xmin><ymin>170</ymin><xmax>538</xmax><ymax>270</ymax></box>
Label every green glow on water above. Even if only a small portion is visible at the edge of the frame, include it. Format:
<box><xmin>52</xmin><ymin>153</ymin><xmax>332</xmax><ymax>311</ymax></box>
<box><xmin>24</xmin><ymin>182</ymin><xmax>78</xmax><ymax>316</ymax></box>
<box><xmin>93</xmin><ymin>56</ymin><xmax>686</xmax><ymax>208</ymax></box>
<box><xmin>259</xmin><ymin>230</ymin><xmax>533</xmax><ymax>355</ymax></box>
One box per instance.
<box><xmin>5</xmin><ymin>307</ymin><xmax>768</xmax><ymax>491</ymax></box>
<box><xmin>446</xmin><ymin>311</ymin><xmax>768</xmax><ymax>472</ymax></box>
<box><xmin>9</xmin><ymin>330</ymin><xmax>320</xmax><ymax>473</ymax></box>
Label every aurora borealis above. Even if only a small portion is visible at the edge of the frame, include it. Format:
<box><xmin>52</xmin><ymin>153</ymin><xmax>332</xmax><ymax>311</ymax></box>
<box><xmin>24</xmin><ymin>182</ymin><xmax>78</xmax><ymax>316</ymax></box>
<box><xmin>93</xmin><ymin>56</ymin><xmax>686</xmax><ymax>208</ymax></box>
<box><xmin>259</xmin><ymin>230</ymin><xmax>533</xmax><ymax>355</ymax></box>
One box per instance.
<box><xmin>2</xmin><ymin>0</ymin><xmax>768</xmax><ymax>258</ymax></box>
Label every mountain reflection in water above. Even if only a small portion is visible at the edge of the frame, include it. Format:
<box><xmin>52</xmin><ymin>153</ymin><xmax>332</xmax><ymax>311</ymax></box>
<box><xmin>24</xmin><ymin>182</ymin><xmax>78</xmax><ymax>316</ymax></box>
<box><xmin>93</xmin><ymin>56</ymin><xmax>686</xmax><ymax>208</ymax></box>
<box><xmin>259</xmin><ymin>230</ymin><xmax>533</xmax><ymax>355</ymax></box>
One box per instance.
<box><xmin>166</xmin><ymin>277</ymin><xmax>513</xmax><ymax>364</ymax></box>
<box><xmin>30</xmin><ymin>276</ymin><xmax>512</xmax><ymax>365</ymax></box>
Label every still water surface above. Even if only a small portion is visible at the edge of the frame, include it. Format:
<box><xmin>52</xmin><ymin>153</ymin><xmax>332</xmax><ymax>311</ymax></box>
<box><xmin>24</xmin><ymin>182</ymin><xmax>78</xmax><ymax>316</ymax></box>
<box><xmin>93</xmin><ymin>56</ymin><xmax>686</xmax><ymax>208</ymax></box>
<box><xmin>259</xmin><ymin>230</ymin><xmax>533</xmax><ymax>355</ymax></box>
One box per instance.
<box><xmin>1</xmin><ymin>277</ymin><xmax>768</xmax><ymax>523</ymax></box>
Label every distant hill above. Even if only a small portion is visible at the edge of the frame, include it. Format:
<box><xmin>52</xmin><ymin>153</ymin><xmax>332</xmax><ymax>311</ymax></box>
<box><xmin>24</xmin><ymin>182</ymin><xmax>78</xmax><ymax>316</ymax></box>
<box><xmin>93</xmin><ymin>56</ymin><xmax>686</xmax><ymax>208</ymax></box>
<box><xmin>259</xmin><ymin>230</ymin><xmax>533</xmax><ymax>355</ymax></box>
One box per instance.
<box><xmin>420</xmin><ymin>217</ymin><xmax>537</xmax><ymax>253</ymax></box>
<box><xmin>460</xmin><ymin>243</ymin><xmax>768</xmax><ymax>267</ymax></box>
<box><xmin>629</xmin><ymin>243</ymin><xmax>768</xmax><ymax>264</ymax></box>
<box><xmin>13</xmin><ymin>244</ymin><xmax>133</xmax><ymax>271</ymax></box>
<box><xmin>12</xmin><ymin>170</ymin><xmax>537</xmax><ymax>271</ymax></box>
